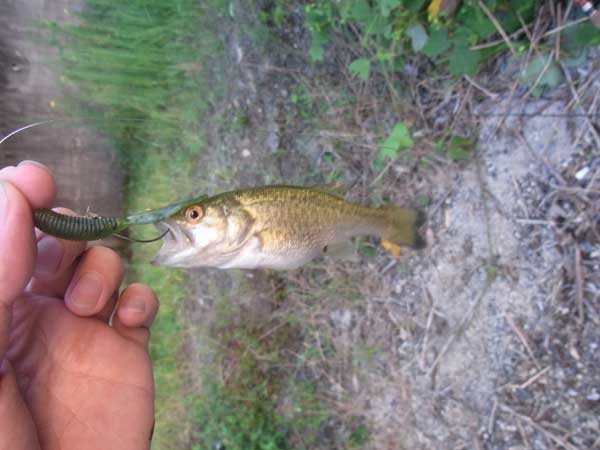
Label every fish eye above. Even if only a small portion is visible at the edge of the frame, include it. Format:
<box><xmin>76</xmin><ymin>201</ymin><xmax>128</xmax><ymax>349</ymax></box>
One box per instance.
<box><xmin>185</xmin><ymin>205</ymin><xmax>203</xmax><ymax>223</ymax></box>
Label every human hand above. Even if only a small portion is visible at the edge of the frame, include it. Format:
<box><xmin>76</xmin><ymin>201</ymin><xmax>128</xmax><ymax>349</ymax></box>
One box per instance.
<box><xmin>0</xmin><ymin>161</ymin><xmax>157</xmax><ymax>450</ymax></box>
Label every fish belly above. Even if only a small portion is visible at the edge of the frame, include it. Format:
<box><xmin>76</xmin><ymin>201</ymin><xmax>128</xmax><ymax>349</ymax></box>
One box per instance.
<box><xmin>216</xmin><ymin>235</ymin><xmax>321</xmax><ymax>270</ymax></box>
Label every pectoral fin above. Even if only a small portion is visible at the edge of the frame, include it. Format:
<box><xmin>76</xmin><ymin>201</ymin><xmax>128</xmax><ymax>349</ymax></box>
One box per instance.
<box><xmin>323</xmin><ymin>241</ymin><xmax>359</xmax><ymax>262</ymax></box>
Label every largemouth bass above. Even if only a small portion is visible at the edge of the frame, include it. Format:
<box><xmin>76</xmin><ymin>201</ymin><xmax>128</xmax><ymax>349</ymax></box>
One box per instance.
<box><xmin>153</xmin><ymin>185</ymin><xmax>425</xmax><ymax>270</ymax></box>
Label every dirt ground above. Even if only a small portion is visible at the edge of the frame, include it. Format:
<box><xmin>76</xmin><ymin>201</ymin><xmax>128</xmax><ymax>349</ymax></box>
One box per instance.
<box><xmin>0</xmin><ymin>0</ymin><xmax>123</xmax><ymax>215</ymax></box>
<box><xmin>186</xmin><ymin>6</ymin><xmax>599</xmax><ymax>450</ymax></box>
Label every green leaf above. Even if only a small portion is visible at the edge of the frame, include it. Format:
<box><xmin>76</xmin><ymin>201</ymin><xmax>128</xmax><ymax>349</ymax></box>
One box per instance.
<box><xmin>421</xmin><ymin>28</ymin><xmax>450</xmax><ymax>57</ymax></box>
<box><xmin>407</xmin><ymin>24</ymin><xmax>428</xmax><ymax>52</ymax></box>
<box><xmin>562</xmin><ymin>22</ymin><xmax>600</xmax><ymax>53</ymax></box>
<box><xmin>448</xmin><ymin>44</ymin><xmax>481</xmax><ymax>76</ymax></box>
<box><xmin>446</xmin><ymin>136</ymin><xmax>475</xmax><ymax>160</ymax></box>
<box><xmin>309</xmin><ymin>42</ymin><xmax>324</xmax><ymax>62</ymax></box>
<box><xmin>405</xmin><ymin>0</ymin><xmax>428</xmax><ymax>13</ymax></box>
<box><xmin>359</xmin><ymin>242</ymin><xmax>377</xmax><ymax>257</ymax></box>
<box><xmin>417</xmin><ymin>194</ymin><xmax>430</xmax><ymax>206</ymax></box>
<box><xmin>349</xmin><ymin>58</ymin><xmax>371</xmax><ymax>81</ymax></box>
<box><xmin>520</xmin><ymin>53</ymin><xmax>563</xmax><ymax>96</ymax></box>
<box><xmin>379</xmin><ymin>0</ymin><xmax>401</xmax><ymax>17</ymax></box>
<box><xmin>348</xmin><ymin>0</ymin><xmax>372</xmax><ymax>21</ymax></box>
<box><xmin>379</xmin><ymin>122</ymin><xmax>413</xmax><ymax>159</ymax></box>
<box><xmin>458</xmin><ymin>5</ymin><xmax>496</xmax><ymax>39</ymax></box>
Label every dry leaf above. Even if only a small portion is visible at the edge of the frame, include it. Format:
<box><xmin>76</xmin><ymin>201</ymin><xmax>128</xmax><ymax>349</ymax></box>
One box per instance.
<box><xmin>428</xmin><ymin>0</ymin><xmax>461</xmax><ymax>19</ymax></box>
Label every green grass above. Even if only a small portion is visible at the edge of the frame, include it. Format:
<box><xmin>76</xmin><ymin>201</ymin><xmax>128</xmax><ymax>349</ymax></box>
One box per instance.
<box><xmin>48</xmin><ymin>0</ymin><xmax>224</xmax><ymax>156</ymax></box>
<box><xmin>187</xmin><ymin>274</ymin><xmax>373</xmax><ymax>450</ymax></box>
<box><xmin>48</xmin><ymin>0</ymin><xmax>226</xmax><ymax>448</ymax></box>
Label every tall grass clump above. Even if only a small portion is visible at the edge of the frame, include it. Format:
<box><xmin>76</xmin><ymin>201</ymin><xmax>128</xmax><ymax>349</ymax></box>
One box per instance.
<box><xmin>48</xmin><ymin>1</ymin><xmax>226</xmax><ymax>448</ymax></box>
<box><xmin>50</xmin><ymin>0</ymin><xmax>224</xmax><ymax>161</ymax></box>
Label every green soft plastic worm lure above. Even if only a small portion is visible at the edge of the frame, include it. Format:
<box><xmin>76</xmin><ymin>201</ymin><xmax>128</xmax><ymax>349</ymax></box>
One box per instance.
<box><xmin>33</xmin><ymin>196</ymin><xmax>206</xmax><ymax>242</ymax></box>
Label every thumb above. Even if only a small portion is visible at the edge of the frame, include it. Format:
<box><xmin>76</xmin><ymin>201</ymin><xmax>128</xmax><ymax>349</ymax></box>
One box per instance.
<box><xmin>0</xmin><ymin>181</ymin><xmax>36</xmax><ymax>359</ymax></box>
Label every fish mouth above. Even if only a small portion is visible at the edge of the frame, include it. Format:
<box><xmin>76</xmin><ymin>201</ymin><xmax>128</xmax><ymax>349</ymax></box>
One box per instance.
<box><xmin>151</xmin><ymin>221</ymin><xmax>194</xmax><ymax>266</ymax></box>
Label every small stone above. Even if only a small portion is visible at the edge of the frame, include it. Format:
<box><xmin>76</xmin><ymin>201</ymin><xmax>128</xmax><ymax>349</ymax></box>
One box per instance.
<box><xmin>567</xmin><ymin>389</ymin><xmax>578</xmax><ymax>397</ymax></box>
<box><xmin>575</xmin><ymin>166</ymin><xmax>589</xmax><ymax>180</ymax></box>
<box><xmin>587</xmin><ymin>390</ymin><xmax>600</xmax><ymax>401</ymax></box>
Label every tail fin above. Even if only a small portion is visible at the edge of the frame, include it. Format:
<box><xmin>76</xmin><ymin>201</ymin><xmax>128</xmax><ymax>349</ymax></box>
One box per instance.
<box><xmin>380</xmin><ymin>207</ymin><xmax>426</xmax><ymax>249</ymax></box>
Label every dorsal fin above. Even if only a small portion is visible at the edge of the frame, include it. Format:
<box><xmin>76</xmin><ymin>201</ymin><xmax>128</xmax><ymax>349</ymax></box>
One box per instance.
<box><xmin>310</xmin><ymin>182</ymin><xmax>349</xmax><ymax>198</ymax></box>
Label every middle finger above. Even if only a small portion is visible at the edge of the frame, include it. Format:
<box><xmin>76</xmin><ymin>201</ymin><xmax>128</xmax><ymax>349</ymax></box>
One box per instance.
<box><xmin>64</xmin><ymin>246</ymin><xmax>124</xmax><ymax>317</ymax></box>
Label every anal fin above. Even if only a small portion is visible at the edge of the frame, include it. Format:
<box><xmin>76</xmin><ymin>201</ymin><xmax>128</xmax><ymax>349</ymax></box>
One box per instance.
<box><xmin>323</xmin><ymin>241</ymin><xmax>359</xmax><ymax>262</ymax></box>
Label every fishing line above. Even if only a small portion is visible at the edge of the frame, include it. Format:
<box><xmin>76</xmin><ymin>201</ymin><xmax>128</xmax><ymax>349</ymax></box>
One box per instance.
<box><xmin>0</xmin><ymin>116</ymin><xmax>147</xmax><ymax>145</ymax></box>
<box><xmin>112</xmin><ymin>229</ymin><xmax>169</xmax><ymax>243</ymax></box>
<box><xmin>1</xmin><ymin>107</ymin><xmax>598</xmax><ymax>154</ymax></box>
<box><xmin>1</xmin><ymin>111</ymin><xmax>597</xmax><ymax>141</ymax></box>
<box><xmin>0</xmin><ymin>120</ymin><xmax>57</xmax><ymax>145</ymax></box>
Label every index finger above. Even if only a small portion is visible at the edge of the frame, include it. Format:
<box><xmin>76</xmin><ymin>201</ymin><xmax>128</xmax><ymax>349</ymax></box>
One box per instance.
<box><xmin>33</xmin><ymin>208</ymin><xmax>87</xmax><ymax>281</ymax></box>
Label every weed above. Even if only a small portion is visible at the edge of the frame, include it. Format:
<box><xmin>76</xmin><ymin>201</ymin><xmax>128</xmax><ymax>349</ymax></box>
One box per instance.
<box><xmin>47</xmin><ymin>0</ymin><xmax>225</xmax><ymax>168</ymax></box>
<box><xmin>188</xmin><ymin>276</ymin><xmax>339</xmax><ymax>450</ymax></box>
<box><xmin>301</xmin><ymin>0</ymin><xmax>537</xmax><ymax>76</ymax></box>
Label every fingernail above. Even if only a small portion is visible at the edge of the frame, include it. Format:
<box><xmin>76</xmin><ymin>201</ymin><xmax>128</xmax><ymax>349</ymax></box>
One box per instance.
<box><xmin>18</xmin><ymin>160</ymin><xmax>50</xmax><ymax>172</ymax></box>
<box><xmin>69</xmin><ymin>272</ymin><xmax>103</xmax><ymax>310</ymax></box>
<box><xmin>35</xmin><ymin>236</ymin><xmax>64</xmax><ymax>277</ymax></box>
<box><xmin>124</xmin><ymin>297</ymin><xmax>146</xmax><ymax>313</ymax></box>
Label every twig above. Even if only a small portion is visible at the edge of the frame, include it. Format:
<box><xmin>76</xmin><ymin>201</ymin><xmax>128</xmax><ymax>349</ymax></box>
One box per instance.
<box><xmin>585</xmin><ymin>164</ymin><xmax>600</xmax><ymax>195</ymax></box>
<box><xmin>516</xmin><ymin>417</ymin><xmax>533</xmax><ymax>450</ymax></box>
<box><xmin>506</xmin><ymin>315</ymin><xmax>541</xmax><ymax>369</ymax></box>
<box><xmin>514</xmin><ymin>129</ymin><xmax>566</xmax><ymax>185</ymax></box>
<box><xmin>524</xmin><ymin>50</ymin><xmax>556</xmax><ymax>100</ymax></box>
<box><xmin>478</xmin><ymin>1</ymin><xmax>517</xmax><ymax>56</ymax></box>
<box><xmin>500</xmin><ymin>404</ymin><xmax>581</xmax><ymax>450</ymax></box>
<box><xmin>427</xmin><ymin>190</ymin><xmax>452</xmax><ymax>218</ymax></box>
<box><xmin>420</xmin><ymin>286</ymin><xmax>436</xmax><ymax>370</ymax></box>
<box><xmin>487</xmin><ymin>81</ymin><xmax>520</xmax><ymax>135</ymax></box>
<box><xmin>553</xmin><ymin>2</ymin><xmax>562</xmax><ymax>63</ymax></box>
<box><xmin>488</xmin><ymin>397</ymin><xmax>498</xmax><ymax>435</ymax></box>
<box><xmin>471</xmin><ymin>21</ymin><xmax>530</xmax><ymax>51</ymax></box>
<box><xmin>518</xmin><ymin>366</ymin><xmax>550</xmax><ymax>389</ymax></box>
<box><xmin>426</xmin><ymin>273</ymin><xmax>493</xmax><ymax>377</ymax></box>
<box><xmin>240</xmin><ymin>62</ymin><xmax>303</xmax><ymax>74</ymax></box>
<box><xmin>544</xmin><ymin>17</ymin><xmax>589</xmax><ymax>37</ymax></box>
<box><xmin>562</xmin><ymin>0</ymin><xmax>574</xmax><ymax>23</ymax></box>
<box><xmin>516</xmin><ymin>218</ymin><xmax>553</xmax><ymax>226</ymax></box>
<box><xmin>575</xmin><ymin>246</ymin><xmax>585</xmax><ymax>327</ymax></box>
<box><xmin>549</xmin><ymin>184</ymin><xmax>600</xmax><ymax>196</ymax></box>
<box><xmin>516</xmin><ymin>10</ymin><xmax>534</xmax><ymax>43</ymax></box>
<box><xmin>573</xmin><ymin>86</ymin><xmax>600</xmax><ymax>148</ymax></box>
<box><xmin>470</xmin><ymin>17</ymin><xmax>588</xmax><ymax>51</ymax></box>
<box><xmin>380</xmin><ymin>259</ymin><xmax>397</xmax><ymax>274</ymax></box>
<box><xmin>369</xmin><ymin>158</ymin><xmax>396</xmax><ymax>187</ymax></box>
<box><xmin>464</xmin><ymin>75</ymin><xmax>499</xmax><ymax>99</ymax></box>
<box><xmin>559</xmin><ymin>60</ymin><xmax>600</xmax><ymax>150</ymax></box>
